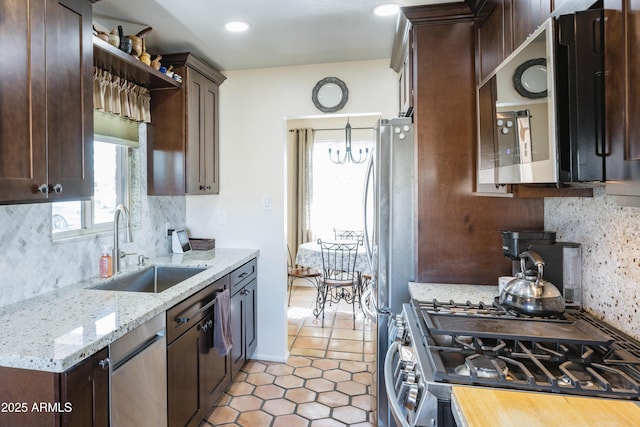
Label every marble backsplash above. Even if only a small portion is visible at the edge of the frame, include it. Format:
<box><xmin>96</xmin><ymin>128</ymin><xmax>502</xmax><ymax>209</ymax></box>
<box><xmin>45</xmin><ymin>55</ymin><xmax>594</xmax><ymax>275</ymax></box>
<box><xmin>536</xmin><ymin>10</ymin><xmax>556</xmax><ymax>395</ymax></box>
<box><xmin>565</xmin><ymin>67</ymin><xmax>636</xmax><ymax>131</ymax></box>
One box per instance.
<box><xmin>545</xmin><ymin>186</ymin><xmax>640</xmax><ymax>341</ymax></box>
<box><xmin>0</xmin><ymin>125</ymin><xmax>186</xmax><ymax>308</ymax></box>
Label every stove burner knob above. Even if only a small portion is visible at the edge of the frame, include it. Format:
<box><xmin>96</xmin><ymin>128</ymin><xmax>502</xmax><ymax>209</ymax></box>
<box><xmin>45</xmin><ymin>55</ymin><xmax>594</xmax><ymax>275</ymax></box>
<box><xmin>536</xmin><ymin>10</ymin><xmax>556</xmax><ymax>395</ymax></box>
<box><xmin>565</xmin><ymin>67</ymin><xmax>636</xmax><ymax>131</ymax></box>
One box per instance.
<box><xmin>405</xmin><ymin>383</ymin><xmax>419</xmax><ymax>411</ymax></box>
<box><xmin>402</xmin><ymin>371</ymin><xmax>416</xmax><ymax>384</ymax></box>
<box><xmin>396</xmin><ymin>324</ymin><xmax>406</xmax><ymax>342</ymax></box>
<box><xmin>401</xmin><ymin>360</ymin><xmax>415</xmax><ymax>372</ymax></box>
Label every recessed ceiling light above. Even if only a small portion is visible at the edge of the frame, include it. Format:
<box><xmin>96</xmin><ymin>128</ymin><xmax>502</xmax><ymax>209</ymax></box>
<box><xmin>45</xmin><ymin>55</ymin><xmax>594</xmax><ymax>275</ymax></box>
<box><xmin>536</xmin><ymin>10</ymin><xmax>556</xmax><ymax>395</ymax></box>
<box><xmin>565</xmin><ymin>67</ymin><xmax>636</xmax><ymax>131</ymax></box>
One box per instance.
<box><xmin>225</xmin><ymin>21</ymin><xmax>251</xmax><ymax>32</ymax></box>
<box><xmin>373</xmin><ymin>4</ymin><xmax>400</xmax><ymax>17</ymax></box>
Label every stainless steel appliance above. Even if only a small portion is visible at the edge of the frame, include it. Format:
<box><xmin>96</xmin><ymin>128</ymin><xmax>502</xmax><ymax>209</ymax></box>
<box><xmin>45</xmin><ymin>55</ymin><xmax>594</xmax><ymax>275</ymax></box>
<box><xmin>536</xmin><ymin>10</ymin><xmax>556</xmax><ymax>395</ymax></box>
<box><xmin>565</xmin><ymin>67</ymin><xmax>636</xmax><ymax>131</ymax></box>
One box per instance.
<box><xmin>501</xmin><ymin>230</ymin><xmax>582</xmax><ymax>305</ymax></box>
<box><xmin>387</xmin><ymin>299</ymin><xmax>640</xmax><ymax>427</ymax></box>
<box><xmin>362</xmin><ymin>117</ymin><xmax>416</xmax><ymax>426</ymax></box>
<box><xmin>477</xmin><ymin>18</ymin><xmax>558</xmax><ymax>185</ymax></box>
<box><xmin>109</xmin><ymin>313</ymin><xmax>167</xmax><ymax>427</ymax></box>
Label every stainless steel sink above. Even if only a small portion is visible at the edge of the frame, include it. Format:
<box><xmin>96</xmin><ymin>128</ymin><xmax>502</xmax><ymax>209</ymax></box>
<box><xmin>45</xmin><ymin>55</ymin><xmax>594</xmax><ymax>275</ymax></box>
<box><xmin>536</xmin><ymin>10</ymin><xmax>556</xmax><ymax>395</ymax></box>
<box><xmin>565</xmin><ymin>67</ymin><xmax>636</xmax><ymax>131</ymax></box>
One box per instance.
<box><xmin>93</xmin><ymin>266</ymin><xmax>207</xmax><ymax>293</ymax></box>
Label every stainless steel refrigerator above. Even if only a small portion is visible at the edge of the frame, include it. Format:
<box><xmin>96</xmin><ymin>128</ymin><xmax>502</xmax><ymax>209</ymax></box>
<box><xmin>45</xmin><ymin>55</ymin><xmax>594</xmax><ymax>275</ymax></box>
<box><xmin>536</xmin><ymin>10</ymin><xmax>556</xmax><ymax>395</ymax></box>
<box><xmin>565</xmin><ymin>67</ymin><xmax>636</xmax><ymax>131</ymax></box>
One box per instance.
<box><xmin>362</xmin><ymin>117</ymin><xmax>416</xmax><ymax>427</ymax></box>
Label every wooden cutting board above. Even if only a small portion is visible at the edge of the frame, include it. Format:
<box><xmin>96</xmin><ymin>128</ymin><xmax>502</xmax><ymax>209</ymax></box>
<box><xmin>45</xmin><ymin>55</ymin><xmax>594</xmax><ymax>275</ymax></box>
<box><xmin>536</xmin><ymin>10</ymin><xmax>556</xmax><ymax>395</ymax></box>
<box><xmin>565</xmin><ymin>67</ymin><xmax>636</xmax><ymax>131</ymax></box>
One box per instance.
<box><xmin>452</xmin><ymin>386</ymin><xmax>640</xmax><ymax>427</ymax></box>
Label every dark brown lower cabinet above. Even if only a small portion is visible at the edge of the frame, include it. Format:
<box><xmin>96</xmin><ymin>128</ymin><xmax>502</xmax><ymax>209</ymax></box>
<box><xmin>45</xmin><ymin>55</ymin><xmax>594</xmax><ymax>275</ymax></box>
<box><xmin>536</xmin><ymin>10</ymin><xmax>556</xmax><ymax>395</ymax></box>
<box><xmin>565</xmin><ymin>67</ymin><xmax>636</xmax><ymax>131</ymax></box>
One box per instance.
<box><xmin>202</xmin><ymin>314</ymin><xmax>231</xmax><ymax>410</ymax></box>
<box><xmin>60</xmin><ymin>348</ymin><xmax>109</xmax><ymax>427</ymax></box>
<box><xmin>166</xmin><ymin>277</ymin><xmax>231</xmax><ymax>427</ymax></box>
<box><xmin>167</xmin><ymin>314</ymin><xmax>209</xmax><ymax>427</ymax></box>
<box><xmin>230</xmin><ymin>277</ymin><xmax>257</xmax><ymax>378</ymax></box>
<box><xmin>0</xmin><ymin>348</ymin><xmax>109</xmax><ymax>427</ymax></box>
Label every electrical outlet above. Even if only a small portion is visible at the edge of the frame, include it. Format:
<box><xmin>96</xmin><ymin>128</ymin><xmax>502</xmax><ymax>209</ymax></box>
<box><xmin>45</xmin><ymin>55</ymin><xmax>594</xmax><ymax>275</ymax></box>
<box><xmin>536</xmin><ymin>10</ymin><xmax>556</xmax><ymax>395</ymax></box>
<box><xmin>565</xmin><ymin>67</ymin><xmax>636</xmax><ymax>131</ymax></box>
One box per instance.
<box><xmin>217</xmin><ymin>210</ymin><xmax>227</xmax><ymax>225</ymax></box>
<box><xmin>262</xmin><ymin>194</ymin><xmax>272</xmax><ymax>210</ymax></box>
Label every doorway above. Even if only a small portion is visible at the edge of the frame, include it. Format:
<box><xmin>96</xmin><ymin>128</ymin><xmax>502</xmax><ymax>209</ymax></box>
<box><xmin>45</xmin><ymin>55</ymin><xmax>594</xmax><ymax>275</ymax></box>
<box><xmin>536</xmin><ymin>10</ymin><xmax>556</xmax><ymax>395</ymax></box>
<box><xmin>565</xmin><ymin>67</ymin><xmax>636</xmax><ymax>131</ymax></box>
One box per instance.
<box><xmin>285</xmin><ymin>114</ymin><xmax>379</xmax><ymax>361</ymax></box>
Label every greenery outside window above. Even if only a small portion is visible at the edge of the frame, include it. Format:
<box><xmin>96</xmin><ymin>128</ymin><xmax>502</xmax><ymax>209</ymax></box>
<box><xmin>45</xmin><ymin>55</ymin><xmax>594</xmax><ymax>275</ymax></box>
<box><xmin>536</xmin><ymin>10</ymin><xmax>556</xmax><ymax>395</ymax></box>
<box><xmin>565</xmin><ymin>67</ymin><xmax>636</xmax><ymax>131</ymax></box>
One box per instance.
<box><xmin>52</xmin><ymin>112</ymin><xmax>139</xmax><ymax>237</ymax></box>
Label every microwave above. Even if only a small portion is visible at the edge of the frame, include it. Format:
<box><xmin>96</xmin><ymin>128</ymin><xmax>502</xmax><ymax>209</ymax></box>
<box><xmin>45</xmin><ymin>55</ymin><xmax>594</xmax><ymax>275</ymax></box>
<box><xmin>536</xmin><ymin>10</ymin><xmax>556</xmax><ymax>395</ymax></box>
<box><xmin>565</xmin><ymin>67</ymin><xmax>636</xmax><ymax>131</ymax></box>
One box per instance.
<box><xmin>477</xmin><ymin>10</ymin><xmax>605</xmax><ymax>186</ymax></box>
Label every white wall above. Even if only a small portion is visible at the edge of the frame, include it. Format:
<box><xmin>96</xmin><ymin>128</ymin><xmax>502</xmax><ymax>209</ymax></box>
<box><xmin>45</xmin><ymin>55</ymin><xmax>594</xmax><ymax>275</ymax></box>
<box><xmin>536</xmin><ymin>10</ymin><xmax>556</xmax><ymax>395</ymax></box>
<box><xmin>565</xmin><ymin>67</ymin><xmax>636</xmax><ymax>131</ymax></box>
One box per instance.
<box><xmin>186</xmin><ymin>59</ymin><xmax>398</xmax><ymax>361</ymax></box>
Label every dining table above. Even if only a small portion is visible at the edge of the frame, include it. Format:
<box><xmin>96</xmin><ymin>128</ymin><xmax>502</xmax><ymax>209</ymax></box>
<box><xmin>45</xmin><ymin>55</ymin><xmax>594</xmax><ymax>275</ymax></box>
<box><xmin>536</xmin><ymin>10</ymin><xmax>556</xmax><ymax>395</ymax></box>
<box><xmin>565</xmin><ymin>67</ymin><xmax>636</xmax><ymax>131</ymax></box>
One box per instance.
<box><xmin>295</xmin><ymin>240</ymin><xmax>372</xmax><ymax>276</ymax></box>
<box><xmin>295</xmin><ymin>240</ymin><xmax>372</xmax><ymax>326</ymax></box>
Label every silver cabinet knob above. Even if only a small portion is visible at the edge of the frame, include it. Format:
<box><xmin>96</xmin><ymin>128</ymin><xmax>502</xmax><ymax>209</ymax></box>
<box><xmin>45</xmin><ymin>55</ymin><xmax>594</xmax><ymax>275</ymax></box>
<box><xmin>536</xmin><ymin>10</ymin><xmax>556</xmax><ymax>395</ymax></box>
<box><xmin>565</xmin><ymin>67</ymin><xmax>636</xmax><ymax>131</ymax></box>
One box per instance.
<box><xmin>52</xmin><ymin>184</ymin><xmax>63</xmax><ymax>194</ymax></box>
<box><xmin>99</xmin><ymin>358</ymin><xmax>110</xmax><ymax>370</ymax></box>
<box><xmin>38</xmin><ymin>184</ymin><xmax>49</xmax><ymax>194</ymax></box>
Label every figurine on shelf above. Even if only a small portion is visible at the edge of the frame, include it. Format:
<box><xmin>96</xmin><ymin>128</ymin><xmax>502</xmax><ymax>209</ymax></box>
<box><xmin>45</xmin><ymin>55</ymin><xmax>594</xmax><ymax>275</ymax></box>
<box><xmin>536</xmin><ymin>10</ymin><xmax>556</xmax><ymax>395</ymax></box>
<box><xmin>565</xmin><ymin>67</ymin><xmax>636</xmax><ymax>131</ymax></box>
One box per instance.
<box><xmin>139</xmin><ymin>39</ymin><xmax>151</xmax><ymax>65</ymax></box>
<box><xmin>126</xmin><ymin>27</ymin><xmax>152</xmax><ymax>58</ymax></box>
<box><xmin>151</xmin><ymin>55</ymin><xmax>162</xmax><ymax>71</ymax></box>
<box><xmin>108</xmin><ymin>28</ymin><xmax>120</xmax><ymax>48</ymax></box>
<box><xmin>93</xmin><ymin>25</ymin><xmax>109</xmax><ymax>42</ymax></box>
<box><xmin>118</xmin><ymin>26</ymin><xmax>132</xmax><ymax>54</ymax></box>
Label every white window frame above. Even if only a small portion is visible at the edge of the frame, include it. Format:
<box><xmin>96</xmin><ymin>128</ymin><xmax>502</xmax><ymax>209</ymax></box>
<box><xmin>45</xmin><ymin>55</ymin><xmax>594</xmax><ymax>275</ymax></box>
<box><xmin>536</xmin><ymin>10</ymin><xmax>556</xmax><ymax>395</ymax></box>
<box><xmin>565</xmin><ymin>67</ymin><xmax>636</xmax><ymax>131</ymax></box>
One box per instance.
<box><xmin>51</xmin><ymin>139</ymin><xmax>134</xmax><ymax>240</ymax></box>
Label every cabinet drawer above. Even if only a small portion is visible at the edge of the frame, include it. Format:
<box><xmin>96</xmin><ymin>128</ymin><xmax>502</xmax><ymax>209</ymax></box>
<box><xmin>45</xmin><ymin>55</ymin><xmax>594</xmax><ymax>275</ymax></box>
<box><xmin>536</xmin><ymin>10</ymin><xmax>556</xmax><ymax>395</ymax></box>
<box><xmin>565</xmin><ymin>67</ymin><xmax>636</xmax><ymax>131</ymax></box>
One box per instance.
<box><xmin>166</xmin><ymin>275</ymin><xmax>229</xmax><ymax>344</ymax></box>
<box><xmin>230</xmin><ymin>259</ymin><xmax>257</xmax><ymax>296</ymax></box>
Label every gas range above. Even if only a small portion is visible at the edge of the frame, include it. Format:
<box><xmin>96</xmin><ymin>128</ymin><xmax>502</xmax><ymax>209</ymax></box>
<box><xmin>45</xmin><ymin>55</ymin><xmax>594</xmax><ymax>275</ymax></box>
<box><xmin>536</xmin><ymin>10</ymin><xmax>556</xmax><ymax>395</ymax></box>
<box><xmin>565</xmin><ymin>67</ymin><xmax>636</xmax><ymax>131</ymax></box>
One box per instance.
<box><xmin>413</xmin><ymin>299</ymin><xmax>640</xmax><ymax>399</ymax></box>
<box><xmin>385</xmin><ymin>299</ymin><xmax>640</xmax><ymax>427</ymax></box>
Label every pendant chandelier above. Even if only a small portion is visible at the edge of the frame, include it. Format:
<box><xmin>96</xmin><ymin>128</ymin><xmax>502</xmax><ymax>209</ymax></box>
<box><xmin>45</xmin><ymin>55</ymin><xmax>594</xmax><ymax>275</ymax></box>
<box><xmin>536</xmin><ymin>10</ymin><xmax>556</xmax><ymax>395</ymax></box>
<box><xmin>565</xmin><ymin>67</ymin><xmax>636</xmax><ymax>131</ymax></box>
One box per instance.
<box><xmin>328</xmin><ymin>118</ymin><xmax>369</xmax><ymax>164</ymax></box>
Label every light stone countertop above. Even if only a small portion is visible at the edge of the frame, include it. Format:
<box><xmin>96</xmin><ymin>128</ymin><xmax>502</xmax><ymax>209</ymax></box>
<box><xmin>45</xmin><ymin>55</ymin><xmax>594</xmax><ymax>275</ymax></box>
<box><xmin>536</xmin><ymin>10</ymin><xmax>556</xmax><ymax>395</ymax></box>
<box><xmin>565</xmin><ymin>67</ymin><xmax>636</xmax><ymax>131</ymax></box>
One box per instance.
<box><xmin>0</xmin><ymin>248</ymin><xmax>258</xmax><ymax>373</ymax></box>
<box><xmin>408</xmin><ymin>282</ymin><xmax>499</xmax><ymax>304</ymax></box>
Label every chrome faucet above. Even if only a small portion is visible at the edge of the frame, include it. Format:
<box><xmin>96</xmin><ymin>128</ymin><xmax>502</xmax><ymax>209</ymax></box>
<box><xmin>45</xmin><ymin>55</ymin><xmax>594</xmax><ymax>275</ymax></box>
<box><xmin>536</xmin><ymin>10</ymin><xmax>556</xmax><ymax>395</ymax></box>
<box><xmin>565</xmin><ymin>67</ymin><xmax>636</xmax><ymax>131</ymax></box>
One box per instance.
<box><xmin>113</xmin><ymin>204</ymin><xmax>133</xmax><ymax>275</ymax></box>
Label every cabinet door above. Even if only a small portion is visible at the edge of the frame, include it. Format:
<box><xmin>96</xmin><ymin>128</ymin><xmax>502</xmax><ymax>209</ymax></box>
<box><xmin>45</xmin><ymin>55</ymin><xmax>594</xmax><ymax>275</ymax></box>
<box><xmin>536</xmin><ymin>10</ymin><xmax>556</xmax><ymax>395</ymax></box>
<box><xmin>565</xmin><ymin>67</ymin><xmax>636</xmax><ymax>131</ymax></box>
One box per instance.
<box><xmin>511</xmin><ymin>0</ymin><xmax>549</xmax><ymax>50</ymax></box>
<box><xmin>45</xmin><ymin>0</ymin><xmax>93</xmax><ymax>200</ymax></box>
<box><xmin>477</xmin><ymin>2</ymin><xmax>506</xmax><ymax>82</ymax></box>
<box><xmin>244</xmin><ymin>279</ymin><xmax>257</xmax><ymax>358</ymax></box>
<box><xmin>0</xmin><ymin>0</ymin><xmax>47</xmax><ymax>202</ymax></box>
<box><xmin>201</xmin><ymin>310</ymin><xmax>230</xmax><ymax>409</ymax></box>
<box><xmin>60</xmin><ymin>348</ymin><xmax>109</xmax><ymax>427</ymax></box>
<box><xmin>604</xmin><ymin>1</ymin><xmax>640</xmax><ymax>191</ymax></box>
<box><xmin>168</xmin><ymin>323</ymin><xmax>203</xmax><ymax>427</ymax></box>
<box><xmin>186</xmin><ymin>69</ymin><xmax>219</xmax><ymax>195</ymax></box>
<box><xmin>230</xmin><ymin>290</ymin><xmax>245</xmax><ymax>377</ymax></box>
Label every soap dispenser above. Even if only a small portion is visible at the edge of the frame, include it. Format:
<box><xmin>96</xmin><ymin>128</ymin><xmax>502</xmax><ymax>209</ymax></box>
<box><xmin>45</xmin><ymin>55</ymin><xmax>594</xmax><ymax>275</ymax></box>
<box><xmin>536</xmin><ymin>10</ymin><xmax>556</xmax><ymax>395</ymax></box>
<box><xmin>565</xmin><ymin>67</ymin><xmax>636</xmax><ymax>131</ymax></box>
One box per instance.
<box><xmin>99</xmin><ymin>245</ymin><xmax>113</xmax><ymax>278</ymax></box>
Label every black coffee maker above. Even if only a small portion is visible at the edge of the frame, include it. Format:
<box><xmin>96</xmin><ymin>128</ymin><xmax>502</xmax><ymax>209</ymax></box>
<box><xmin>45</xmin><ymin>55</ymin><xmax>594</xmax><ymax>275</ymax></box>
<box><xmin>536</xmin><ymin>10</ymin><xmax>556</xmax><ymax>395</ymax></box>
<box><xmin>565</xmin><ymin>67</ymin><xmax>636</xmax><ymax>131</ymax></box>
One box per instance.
<box><xmin>500</xmin><ymin>230</ymin><xmax>582</xmax><ymax>305</ymax></box>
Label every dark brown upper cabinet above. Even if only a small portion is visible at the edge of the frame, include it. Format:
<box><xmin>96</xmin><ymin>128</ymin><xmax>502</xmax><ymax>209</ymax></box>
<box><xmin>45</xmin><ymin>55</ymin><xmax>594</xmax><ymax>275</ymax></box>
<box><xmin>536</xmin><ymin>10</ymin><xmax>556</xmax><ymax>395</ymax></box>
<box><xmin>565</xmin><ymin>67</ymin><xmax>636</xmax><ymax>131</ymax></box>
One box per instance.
<box><xmin>0</xmin><ymin>0</ymin><xmax>93</xmax><ymax>204</ymax></box>
<box><xmin>476</xmin><ymin>0</ymin><xmax>550</xmax><ymax>83</ymax></box>
<box><xmin>148</xmin><ymin>53</ymin><xmax>226</xmax><ymax>196</ymax></box>
<box><xmin>604</xmin><ymin>0</ymin><xmax>640</xmax><ymax>201</ymax></box>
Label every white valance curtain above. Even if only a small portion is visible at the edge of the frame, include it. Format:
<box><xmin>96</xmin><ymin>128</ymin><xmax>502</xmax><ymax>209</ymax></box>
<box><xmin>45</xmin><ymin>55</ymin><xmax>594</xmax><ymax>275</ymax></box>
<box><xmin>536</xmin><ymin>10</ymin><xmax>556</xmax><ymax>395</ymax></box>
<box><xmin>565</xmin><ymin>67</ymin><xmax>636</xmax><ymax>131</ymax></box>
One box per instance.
<box><xmin>93</xmin><ymin>67</ymin><xmax>151</xmax><ymax>123</ymax></box>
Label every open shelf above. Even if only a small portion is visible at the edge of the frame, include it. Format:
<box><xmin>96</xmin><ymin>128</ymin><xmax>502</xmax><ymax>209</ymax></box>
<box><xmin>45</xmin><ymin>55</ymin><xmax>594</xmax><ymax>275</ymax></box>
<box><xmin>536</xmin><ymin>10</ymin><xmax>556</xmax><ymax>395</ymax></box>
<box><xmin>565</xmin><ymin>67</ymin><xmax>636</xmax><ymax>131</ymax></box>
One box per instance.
<box><xmin>93</xmin><ymin>36</ymin><xmax>180</xmax><ymax>90</ymax></box>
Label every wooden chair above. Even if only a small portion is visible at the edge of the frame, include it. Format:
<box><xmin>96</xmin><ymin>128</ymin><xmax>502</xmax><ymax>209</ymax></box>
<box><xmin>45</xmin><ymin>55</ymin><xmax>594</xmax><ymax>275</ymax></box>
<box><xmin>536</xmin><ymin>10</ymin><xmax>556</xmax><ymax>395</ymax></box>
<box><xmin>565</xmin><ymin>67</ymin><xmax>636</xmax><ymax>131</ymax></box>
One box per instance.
<box><xmin>287</xmin><ymin>245</ymin><xmax>321</xmax><ymax>306</ymax></box>
<box><xmin>316</xmin><ymin>239</ymin><xmax>360</xmax><ymax>329</ymax></box>
<box><xmin>333</xmin><ymin>228</ymin><xmax>364</xmax><ymax>241</ymax></box>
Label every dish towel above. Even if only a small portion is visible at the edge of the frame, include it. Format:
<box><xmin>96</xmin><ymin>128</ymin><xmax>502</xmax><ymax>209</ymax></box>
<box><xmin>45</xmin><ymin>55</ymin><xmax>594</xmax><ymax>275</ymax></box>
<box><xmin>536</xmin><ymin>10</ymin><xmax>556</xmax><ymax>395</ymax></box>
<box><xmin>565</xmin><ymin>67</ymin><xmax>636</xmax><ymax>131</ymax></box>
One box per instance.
<box><xmin>213</xmin><ymin>288</ymin><xmax>233</xmax><ymax>356</ymax></box>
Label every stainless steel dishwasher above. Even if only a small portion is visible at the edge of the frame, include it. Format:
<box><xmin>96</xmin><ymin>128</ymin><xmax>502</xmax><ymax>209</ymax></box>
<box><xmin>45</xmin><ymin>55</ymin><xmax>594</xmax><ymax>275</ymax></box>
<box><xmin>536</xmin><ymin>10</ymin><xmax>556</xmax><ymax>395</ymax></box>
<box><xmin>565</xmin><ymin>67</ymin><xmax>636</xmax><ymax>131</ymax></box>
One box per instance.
<box><xmin>109</xmin><ymin>313</ymin><xmax>167</xmax><ymax>427</ymax></box>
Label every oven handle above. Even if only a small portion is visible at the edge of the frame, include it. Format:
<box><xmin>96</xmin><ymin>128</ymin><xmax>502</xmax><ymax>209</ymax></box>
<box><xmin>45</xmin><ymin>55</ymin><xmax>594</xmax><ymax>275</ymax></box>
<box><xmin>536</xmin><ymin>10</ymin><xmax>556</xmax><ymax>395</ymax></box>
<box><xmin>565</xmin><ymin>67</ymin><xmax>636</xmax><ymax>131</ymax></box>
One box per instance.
<box><xmin>384</xmin><ymin>341</ymin><xmax>413</xmax><ymax>427</ymax></box>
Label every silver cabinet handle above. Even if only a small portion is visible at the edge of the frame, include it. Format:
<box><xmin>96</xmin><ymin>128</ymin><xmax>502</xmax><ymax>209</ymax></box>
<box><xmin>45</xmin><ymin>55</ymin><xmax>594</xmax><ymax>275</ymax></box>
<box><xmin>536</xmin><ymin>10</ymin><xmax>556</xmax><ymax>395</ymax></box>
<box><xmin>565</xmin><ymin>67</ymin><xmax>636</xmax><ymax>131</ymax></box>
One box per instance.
<box><xmin>52</xmin><ymin>184</ymin><xmax>63</xmax><ymax>194</ymax></box>
<box><xmin>38</xmin><ymin>184</ymin><xmax>49</xmax><ymax>194</ymax></box>
<box><xmin>99</xmin><ymin>358</ymin><xmax>110</xmax><ymax>370</ymax></box>
<box><xmin>176</xmin><ymin>288</ymin><xmax>224</xmax><ymax>324</ymax></box>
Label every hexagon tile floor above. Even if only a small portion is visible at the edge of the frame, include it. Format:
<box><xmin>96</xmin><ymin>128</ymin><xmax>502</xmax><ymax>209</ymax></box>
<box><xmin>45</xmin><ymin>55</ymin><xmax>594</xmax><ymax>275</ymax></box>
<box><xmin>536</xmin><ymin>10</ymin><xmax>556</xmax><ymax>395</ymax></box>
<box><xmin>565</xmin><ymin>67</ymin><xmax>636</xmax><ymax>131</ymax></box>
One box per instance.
<box><xmin>202</xmin><ymin>285</ymin><xmax>376</xmax><ymax>427</ymax></box>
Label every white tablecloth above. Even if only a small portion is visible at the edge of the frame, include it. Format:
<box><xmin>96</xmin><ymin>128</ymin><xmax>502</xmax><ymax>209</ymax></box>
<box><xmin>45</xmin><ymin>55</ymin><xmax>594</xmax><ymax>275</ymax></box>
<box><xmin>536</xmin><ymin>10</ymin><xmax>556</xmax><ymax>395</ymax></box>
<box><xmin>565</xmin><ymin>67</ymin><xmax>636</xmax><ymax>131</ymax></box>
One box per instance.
<box><xmin>295</xmin><ymin>241</ymin><xmax>371</xmax><ymax>275</ymax></box>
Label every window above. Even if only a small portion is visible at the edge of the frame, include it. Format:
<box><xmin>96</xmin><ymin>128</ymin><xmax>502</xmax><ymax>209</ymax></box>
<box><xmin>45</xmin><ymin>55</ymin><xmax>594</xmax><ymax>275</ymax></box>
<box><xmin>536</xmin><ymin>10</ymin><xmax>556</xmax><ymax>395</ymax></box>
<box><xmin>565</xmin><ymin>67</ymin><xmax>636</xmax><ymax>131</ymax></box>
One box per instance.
<box><xmin>309</xmin><ymin>129</ymin><xmax>374</xmax><ymax>240</ymax></box>
<box><xmin>52</xmin><ymin>112</ymin><xmax>137</xmax><ymax>237</ymax></box>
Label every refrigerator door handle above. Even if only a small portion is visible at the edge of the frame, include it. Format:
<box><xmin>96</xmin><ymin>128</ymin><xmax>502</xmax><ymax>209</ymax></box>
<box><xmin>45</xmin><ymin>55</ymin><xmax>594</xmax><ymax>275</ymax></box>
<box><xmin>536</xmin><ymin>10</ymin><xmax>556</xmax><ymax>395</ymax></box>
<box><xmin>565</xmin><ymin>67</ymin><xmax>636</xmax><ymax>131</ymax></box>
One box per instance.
<box><xmin>363</xmin><ymin>153</ymin><xmax>375</xmax><ymax>271</ymax></box>
<box><xmin>361</xmin><ymin>286</ymin><xmax>377</xmax><ymax>322</ymax></box>
<box><xmin>361</xmin><ymin>285</ymin><xmax>391</xmax><ymax>321</ymax></box>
